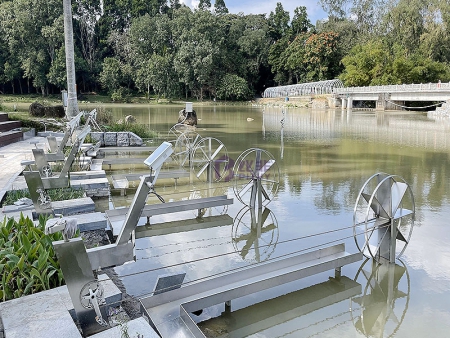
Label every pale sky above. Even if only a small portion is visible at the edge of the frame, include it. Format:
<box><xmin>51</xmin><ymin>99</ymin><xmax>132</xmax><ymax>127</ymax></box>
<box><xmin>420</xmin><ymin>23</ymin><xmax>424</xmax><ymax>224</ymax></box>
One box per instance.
<box><xmin>181</xmin><ymin>0</ymin><xmax>328</xmax><ymax>24</ymax></box>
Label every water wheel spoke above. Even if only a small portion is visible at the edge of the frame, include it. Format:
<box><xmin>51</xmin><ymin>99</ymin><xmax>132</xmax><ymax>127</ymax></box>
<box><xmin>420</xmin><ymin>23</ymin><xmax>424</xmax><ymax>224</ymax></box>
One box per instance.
<box><xmin>237</xmin><ymin>180</ymin><xmax>254</xmax><ymax>197</ymax></box>
<box><xmin>260</xmin><ymin>184</ymin><xmax>271</xmax><ymax>200</ymax></box>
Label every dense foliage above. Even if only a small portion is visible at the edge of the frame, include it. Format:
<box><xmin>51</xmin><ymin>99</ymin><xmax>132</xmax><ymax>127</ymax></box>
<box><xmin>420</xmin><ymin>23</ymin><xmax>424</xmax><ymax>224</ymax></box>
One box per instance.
<box><xmin>0</xmin><ymin>214</ymin><xmax>64</xmax><ymax>301</ymax></box>
<box><xmin>0</xmin><ymin>0</ymin><xmax>449</xmax><ymax>100</ymax></box>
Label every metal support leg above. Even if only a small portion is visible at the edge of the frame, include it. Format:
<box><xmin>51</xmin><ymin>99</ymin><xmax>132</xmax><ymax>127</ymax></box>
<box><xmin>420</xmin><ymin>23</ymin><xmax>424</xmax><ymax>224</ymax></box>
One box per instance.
<box><xmin>335</xmin><ymin>267</ymin><xmax>341</xmax><ymax>279</ymax></box>
<box><xmin>53</xmin><ymin>238</ymin><xmax>107</xmax><ymax>336</ymax></box>
<box><xmin>225</xmin><ymin>300</ymin><xmax>231</xmax><ymax>313</ymax></box>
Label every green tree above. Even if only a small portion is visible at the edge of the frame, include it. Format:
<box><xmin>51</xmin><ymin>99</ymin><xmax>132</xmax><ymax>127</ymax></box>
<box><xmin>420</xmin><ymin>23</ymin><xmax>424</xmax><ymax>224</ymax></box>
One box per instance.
<box><xmin>214</xmin><ymin>0</ymin><xmax>228</xmax><ymax>15</ymax></box>
<box><xmin>268</xmin><ymin>2</ymin><xmax>290</xmax><ymax>41</ymax></box>
<box><xmin>319</xmin><ymin>0</ymin><xmax>350</xmax><ymax>19</ymax></box>
<box><xmin>291</xmin><ymin>6</ymin><xmax>314</xmax><ymax>36</ymax></box>
<box><xmin>73</xmin><ymin>0</ymin><xmax>102</xmax><ymax>92</ymax></box>
<box><xmin>100</xmin><ymin>58</ymin><xmax>124</xmax><ymax>94</ymax></box>
<box><xmin>340</xmin><ymin>39</ymin><xmax>449</xmax><ymax>86</ymax></box>
<box><xmin>382</xmin><ymin>0</ymin><xmax>427</xmax><ymax>56</ymax></box>
<box><xmin>198</xmin><ymin>0</ymin><xmax>211</xmax><ymax>11</ymax></box>
<box><xmin>303</xmin><ymin>31</ymin><xmax>341</xmax><ymax>81</ymax></box>
<box><xmin>216</xmin><ymin>73</ymin><xmax>250</xmax><ymax>100</ymax></box>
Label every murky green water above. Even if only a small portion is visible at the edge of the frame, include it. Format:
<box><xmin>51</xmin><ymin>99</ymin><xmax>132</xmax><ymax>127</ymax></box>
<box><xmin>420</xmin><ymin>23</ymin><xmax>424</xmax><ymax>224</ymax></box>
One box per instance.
<box><xmin>83</xmin><ymin>103</ymin><xmax>450</xmax><ymax>337</ymax></box>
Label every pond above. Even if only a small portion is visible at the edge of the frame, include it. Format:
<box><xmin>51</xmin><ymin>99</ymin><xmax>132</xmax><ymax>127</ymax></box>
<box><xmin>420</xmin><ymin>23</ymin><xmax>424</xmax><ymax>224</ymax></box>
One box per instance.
<box><xmin>82</xmin><ymin>102</ymin><xmax>450</xmax><ymax>337</ymax></box>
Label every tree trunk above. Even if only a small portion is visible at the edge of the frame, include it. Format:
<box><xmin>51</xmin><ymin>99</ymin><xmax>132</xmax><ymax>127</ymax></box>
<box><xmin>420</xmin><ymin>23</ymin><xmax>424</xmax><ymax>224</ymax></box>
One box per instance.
<box><xmin>63</xmin><ymin>0</ymin><xmax>79</xmax><ymax>119</ymax></box>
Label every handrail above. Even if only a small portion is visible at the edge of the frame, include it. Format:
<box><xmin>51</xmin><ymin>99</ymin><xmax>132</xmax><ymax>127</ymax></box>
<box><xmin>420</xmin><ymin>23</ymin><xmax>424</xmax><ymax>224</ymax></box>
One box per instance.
<box><xmin>334</xmin><ymin>82</ymin><xmax>450</xmax><ymax>94</ymax></box>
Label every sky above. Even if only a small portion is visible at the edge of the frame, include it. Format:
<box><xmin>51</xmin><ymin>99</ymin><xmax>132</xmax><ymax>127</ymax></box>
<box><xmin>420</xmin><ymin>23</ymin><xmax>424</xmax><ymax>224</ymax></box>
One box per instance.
<box><xmin>181</xmin><ymin>0</ymin><xmax>328</xmax><ymax>24</ymax></box>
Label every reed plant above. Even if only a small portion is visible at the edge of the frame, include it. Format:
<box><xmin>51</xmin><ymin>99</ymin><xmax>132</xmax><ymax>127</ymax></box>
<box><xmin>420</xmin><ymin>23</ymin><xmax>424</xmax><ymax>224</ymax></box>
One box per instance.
<box><xmin>0</xmin><ymin>214</ymin><xmax>64</xmax><ymax>301</ymax></box>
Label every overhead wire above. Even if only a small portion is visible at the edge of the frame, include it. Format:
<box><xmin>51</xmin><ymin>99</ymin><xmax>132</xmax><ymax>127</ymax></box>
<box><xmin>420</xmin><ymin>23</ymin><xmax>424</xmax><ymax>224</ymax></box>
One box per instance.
<box><xmin>118</xmin><ymin>222</ymin><xmax>389</xmax><ymax>297</ymax></box>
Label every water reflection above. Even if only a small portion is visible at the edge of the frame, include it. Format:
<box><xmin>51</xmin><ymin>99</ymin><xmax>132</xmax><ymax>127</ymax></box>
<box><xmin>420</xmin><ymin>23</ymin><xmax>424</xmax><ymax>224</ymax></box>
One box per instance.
<box><xmin>352</xmin><ymin>259</ymin><xmax>410</xmax><ymax>337</ymax></box>
<box><xmin>90</xmin><ymin>104</ymin><xmax>450</xmax><ymax>336</ymax></box>
<box><xmin>232</xmin><ymin>207</ymin><xmax>279</xmax><ymax>263</ymax></box>
<box><xmin>198</xmin><ymin>275</ymin><xmax>361</xmax><ymax>337</ymax></box>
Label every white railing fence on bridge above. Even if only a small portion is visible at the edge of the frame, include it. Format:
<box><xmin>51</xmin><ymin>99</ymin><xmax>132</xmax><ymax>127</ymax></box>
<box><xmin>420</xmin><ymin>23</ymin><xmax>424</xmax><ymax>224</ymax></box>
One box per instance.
<box><xmin>263</xmin><ymin>79</ymin><xmax>344</xmax><ymax>98</ymax></box>
<box><xmin>263</xmin><ymin>81</ymin><xmax>450</xmax><ymax>98</ymax></box>
<box><xmin>334</xmin><ymin>82</ymin><xmax>450</xmax><ymax>94</ymax></box>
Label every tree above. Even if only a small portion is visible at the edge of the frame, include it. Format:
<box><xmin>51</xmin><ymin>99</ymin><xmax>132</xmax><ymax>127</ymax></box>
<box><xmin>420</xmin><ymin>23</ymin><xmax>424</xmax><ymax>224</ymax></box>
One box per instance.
<box><xmin>100</xmin><ymin>57</ymin><xmax>123</xmax><ymax>93</ymax></box>
<box><xmin>340</xmin><ymin>39</ymin><xmax>449</xmax><ymax>86</ymax></box>
<box><xmin>214</xmin><ymin>0</ymin><xmax>228</xmax><ymax>15</ymax></box>
<box><xmin>136</xmin><ymin>53</ymin><xmax>179</xmax><ymax>98</ymax></box>
<box><xmin>198</xmin><ymin>0</ymin><xmax>211</xmax><ymax>11</ymax></box>
<box><xmin>268</xmin><ymin>37</ymin><xmax>290</xmax><ymax>85</ymax></box>
<box><xmin>268</xmin><ymin>2</ymin><xmax>290</xmax><ymax>41</ymax></box>
<box><xmin>74</xmin><ymin>0</ymin><xmax>102</xmax><ymax>92</ymax></box>
<box><xmin>216</xmin><ymin>74</ymin><xmax>250</xmax><ymax>100</ymax></box>
<box><xmin>319</xmin><ymin>0</ymin><xmax>350</xmax><ymax>19</ymax></box>
<box><xmin>382</xmin><ymin>0</ymin><xmax>427</xmax><ymax>56</ymax></box>
<box><xmin>302</xmin><ymin>31</ymin><xmax>341</xmax><ymax>81</ymax></box>
<box><xmin>291</xmin><ymin>6</ymin><xmax>313</xmax><ymax>36</ymax></box>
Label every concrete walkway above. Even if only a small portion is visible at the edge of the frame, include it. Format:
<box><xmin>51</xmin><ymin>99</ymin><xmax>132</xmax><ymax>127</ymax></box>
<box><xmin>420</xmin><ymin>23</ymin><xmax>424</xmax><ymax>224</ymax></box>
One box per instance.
<box><xmin>0</xmin><ymin>136</ymin><xmax>48</xmax><ymax>202</ymax></box>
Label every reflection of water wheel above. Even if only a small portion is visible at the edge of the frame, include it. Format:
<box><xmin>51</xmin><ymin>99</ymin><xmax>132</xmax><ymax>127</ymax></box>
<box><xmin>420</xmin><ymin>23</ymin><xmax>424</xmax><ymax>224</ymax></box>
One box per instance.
<box><xmin>353</xmin><ymin>173</ymin><xmax>415</xmax><ymax>263</ymax></box>
<box><xmin>192</xmin><ymin>137</ymin><xmax>229</xmax><ymax>182</ymax></box>
<box><xmin>351</xmin><ymin>258</ymin><xmax>410</xmax><ymax>338</ymax></box>
<box><xmin>172</xmin><ymin>131</ymin><xmax>201</xmax><ymax>167</ymax></box>
<box><xmin>190</xmin><ymin>186</ymin><xmax>229</xmax><ymax>217</ymax></box>
<box><xmin>232</xmin><ymin>207</ymin><xmax>279</xmax><ymax>263</ymax></box>
<box><xmin>232</xmin><ymin>148</ymin><xmax>279</xmax><ymax>208</ymax></box>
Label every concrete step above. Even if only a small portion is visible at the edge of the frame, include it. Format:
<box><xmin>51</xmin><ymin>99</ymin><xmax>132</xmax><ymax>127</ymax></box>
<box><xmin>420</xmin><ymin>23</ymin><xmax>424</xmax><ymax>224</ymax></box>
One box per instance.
<box><xmin>0</xmin><ymin>112</ymin><xmax>9</xmax><ymax>122</ymax></box>
<box><xmin>0</xmin><ymin>120</ymin><xmax>21</xmax><ymax>132</ymax></box>
<box><xmin>0</xmin><ymin>130</ymin><xmax>23</xmax><ymax>147</ymax></box>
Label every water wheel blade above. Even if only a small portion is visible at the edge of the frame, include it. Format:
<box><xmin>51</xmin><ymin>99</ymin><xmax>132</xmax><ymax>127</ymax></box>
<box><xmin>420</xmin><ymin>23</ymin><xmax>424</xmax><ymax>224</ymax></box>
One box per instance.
<box><xmin>396</xmin><ymin>229</ymin><xmax>407</xmax><ymax>242</ymax></box>
<box><xmin>196</xmin><ymin>162</ymin><xmax>210</xmax><ymax>177</ymax></box>
<box><xmin>362</xmin><ymin>193</ymin><xmax>390</xmax><ymax>219</ymax></box>
<box><xmin>210</xmin><ymin>144</ymin><xmax>224</xmax><ymax>160</ymax></box>
<box><xmin>391</xmin><ymin>182</ymin><xmax>408</xmax><ymax>216</ymax></box>
<box><xmin>261</xmin><ymin>208</ymin><xmax>270</xmax><ymax>224</ymax></box>
<box><xmin>393</xmin><ymin>208</ymin><xmax>413</xmax><ymax>220</ymax></box>
<box><xmin>257</xmin><ymin>159</ymin><xmax>275</xmax><ymax>178</ymax></box>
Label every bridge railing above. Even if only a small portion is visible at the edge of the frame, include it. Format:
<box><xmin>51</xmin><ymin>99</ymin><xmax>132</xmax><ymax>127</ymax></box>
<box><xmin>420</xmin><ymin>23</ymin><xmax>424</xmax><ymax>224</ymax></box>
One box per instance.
<box><xmin>334</xmin><ymin>82</ymin><xmax>450</xmax><ymax>94</ymax></box>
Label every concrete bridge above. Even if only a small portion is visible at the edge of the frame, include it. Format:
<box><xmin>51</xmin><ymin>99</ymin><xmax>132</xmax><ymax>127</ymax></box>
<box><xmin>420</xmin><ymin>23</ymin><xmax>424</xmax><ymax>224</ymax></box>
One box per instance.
<box><xmin>332</xmin><ymin>82</ymin><xmax>450</xmax><ymax>110</ymax></box>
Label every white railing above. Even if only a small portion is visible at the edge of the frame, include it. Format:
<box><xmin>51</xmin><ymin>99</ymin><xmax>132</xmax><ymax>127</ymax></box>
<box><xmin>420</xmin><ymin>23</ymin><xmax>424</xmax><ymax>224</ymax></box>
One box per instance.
<box><xmin>334</xmin><ymin>82</ymin><xmax>450</xmax><ymax>94</ymax></box>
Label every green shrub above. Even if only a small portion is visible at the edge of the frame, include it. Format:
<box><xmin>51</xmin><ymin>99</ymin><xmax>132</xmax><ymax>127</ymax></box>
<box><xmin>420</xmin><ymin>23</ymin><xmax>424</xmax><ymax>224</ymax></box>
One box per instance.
<box><xmin>3</xmin><ymin>188</ymin><xmax>85</xmax><ymax>207</ymax></box>
<box><xmin>0</xmin><ymin>214</ymin><xmax>65</xmax><ymax>301</ymax></box>
<box><xmin>7</xmin><ymin>114</ymin><xmax>46</xmax><ymax>131</ymax></box>
<box><xmin>95</xmin><ymin>107</ymin><xmax>114</xmax><ymax>126</ymax></box>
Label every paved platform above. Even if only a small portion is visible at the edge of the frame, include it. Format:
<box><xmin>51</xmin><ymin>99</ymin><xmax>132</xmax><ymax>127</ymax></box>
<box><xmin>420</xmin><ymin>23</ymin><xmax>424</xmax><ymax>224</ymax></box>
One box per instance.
<box><xmin>0</xmin><ymin>136</ymin><xmax>48</xmax><ymax>203</ymax></box>
<box><xmin>0</xmin><ymin>274</ymin><xmax>158</xmax><ymax>338</ymax></box>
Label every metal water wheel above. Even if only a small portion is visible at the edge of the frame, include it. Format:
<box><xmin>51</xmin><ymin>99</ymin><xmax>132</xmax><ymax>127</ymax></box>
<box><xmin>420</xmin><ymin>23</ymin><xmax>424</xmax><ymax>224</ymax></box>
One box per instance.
<box><xmin>167</xmin><ymin>123</ymin><xmax>194</xmax><ymax>140</ymax></box>
<box><xmin>353</xmin><ymin>173</ymin><xmax>415</xmax><ymax>263</ymax></box>
<box><xmin>191</xmin><ymin>137</ymin><xmax>229</xmax><ymax>182</ymax></box>
<box><xmin>172</xmin><ymin>130</ymin><xmax>201</xmax><ymax>167</ymax></box>
<box><xmin>232</xmin><ymin>148</ymin><xmax>280</xmax><ymax>208</ymax></box>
